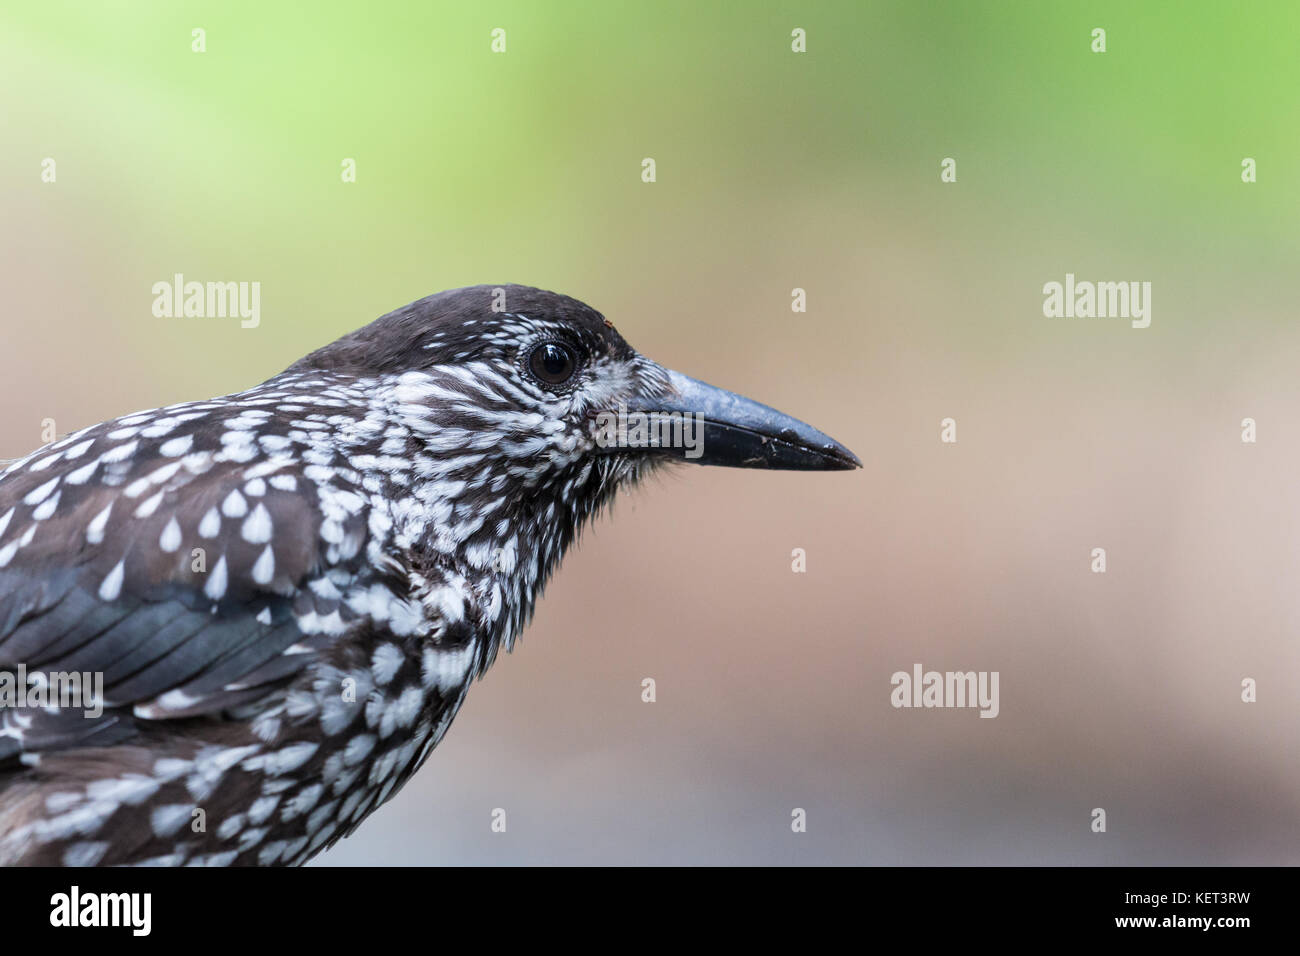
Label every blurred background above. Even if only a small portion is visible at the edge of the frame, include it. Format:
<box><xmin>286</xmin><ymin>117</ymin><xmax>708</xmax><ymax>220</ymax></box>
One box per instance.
<box><xmin>2</xmin><ymin>1</ymin><xmax>1299</xmax><ymax>864</ymax></box>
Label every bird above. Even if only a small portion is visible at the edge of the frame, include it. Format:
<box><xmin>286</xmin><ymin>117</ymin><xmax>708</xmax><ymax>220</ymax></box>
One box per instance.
<box><xmin>0</xmin><ymin>284</ymin><xmax>859</xmax><ymax>866</ymax></box>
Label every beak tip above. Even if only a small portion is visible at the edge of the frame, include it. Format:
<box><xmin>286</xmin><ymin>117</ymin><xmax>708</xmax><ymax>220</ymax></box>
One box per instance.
<box><xmin>825</xmin><ymin>443</ymin><xmax>863</xmax><ymax>470</ymax></box>
<box><xmin>630</xmin><ymin>368</ymin><xmax>864</xmax><ymax>472</ymax></box>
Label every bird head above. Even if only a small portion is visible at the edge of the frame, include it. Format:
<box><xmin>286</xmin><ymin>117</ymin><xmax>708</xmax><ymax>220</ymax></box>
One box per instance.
<box><xmin>283</xmin><ymin>284</ymin><xmax>859</xmax><ymax>651</ymax></box>
<box><xmin>290</xmin><ymin>282</ymin><xmax>859</xmax><ymax>481</ymax></box>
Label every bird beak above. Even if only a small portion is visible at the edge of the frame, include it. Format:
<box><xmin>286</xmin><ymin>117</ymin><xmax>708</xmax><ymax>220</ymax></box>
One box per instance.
<box><xmin>617</xmin><ymin>367</ymin><xmax>862</xmax><ymax>471</ymax></box>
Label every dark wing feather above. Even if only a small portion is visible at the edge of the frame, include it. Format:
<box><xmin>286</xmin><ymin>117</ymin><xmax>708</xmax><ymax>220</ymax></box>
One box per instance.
<box><xmin>0</xmin><ymin>403</ymin><xmax>380</xmax><ymax>768</ymax></box>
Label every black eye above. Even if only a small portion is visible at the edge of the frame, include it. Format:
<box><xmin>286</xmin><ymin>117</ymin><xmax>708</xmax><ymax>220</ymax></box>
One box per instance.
<box><xmin>527</xmin><ymin>341</ymin><xmax>579</xmax><ymax>386</ymax></box>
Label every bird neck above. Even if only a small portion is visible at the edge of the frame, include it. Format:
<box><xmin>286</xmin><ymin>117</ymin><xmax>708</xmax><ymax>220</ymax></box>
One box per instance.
<box><xmin>372</xmin><ymin>371</ymin><xmax>635</xmax><ymax>670</ymax></box>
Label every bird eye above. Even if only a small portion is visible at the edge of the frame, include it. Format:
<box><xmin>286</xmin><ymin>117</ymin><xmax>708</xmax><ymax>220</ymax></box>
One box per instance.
<box><xmin>527</xmin><ymin>341</ymin><xmax>579</xmax><ymax>386</ymax></box>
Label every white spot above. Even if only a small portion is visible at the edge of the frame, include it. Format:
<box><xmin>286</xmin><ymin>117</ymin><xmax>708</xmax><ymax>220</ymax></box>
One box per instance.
<box><xmin>258</xmin><ymin>840</ymin><xmax>290</xmax><ymax>865</ymax></box>
<box><xmin>147</xmin><ymin>461</ymin><xmax>184</xmax><ymax>486</ymax></box>
<box><xmin>189</xmin><ymin>850</ymin><xmax>239</xmax><ymax>867</ymax></box>
<box><xmin>421</xmin><ymin>645</ymin><xmax>475</xmax><ymax>692</ymax></box>
<box><xmin>182</xmin><ymin>452</ymin><xmax>215</xmax><ymax>475</ymax></box>
<box><xmin>371</xmin><ymin>644</ymin><xmax>404</xmax><ymax>685</ymax></box>
<box><xmin>152</xmin><ymin>757</ymin><xmax>192</xmax><ymax>781</ymax></box>
<box><xmin>251</xmin><ymin>546</ymin><xmax>275</xmax><ymax>585</ymax></box>
<box><xmin>140</xmin><ymin>417</ymin><xmax>181</xmax><ymax>439</ymax></box>
<box><xmin>98</xmin><ymin>560</ymin><xmax>125</xmax><ymax>601</ymax></box>
<box><xmin>134</xmin><ymin>490</ymin><xmax>165</xmax><ymax>518</ymax></box>
<box><xmin>63</xmin><ymin>438</ymin><xmax>95</xmax><ymax>459</ymax></box>
<box><xmin>32</xmin><ymin>800</ymin><xmax>116</xmax><ymax>841</ymax></box>
<box><xmin>221</xmin><ymin>489</ymin><xmax>248</xmax><ymax>518</ymax></box>
<box><xmin>159</xmin><ymin>434</ymin><xmax>193</xmax><ymax>457</ymax></box>
<box><xmin>63</xmin><ymin>842</ymin><xmax>110</xmax><ymax>867</ymax></box>
<box><xmin>44</xmin><ymin>792</ymin><xmax>83</xmax><ymax>814</ymax></box>
<box><xmin>252</xmin><ymin>712</ymin><xmax>282</xmax><ymax>742</ymax></box>
<box><xmin>150</xmin><ymin>804</ymin><xmax>192</xmax><ymax>838</ymax></box>
<box><xmin>198</xmin><ymin>507</ymin><xmax>221</xmax><ymax>538</ymax></box>
<box><xmin>31</xmin><ymin>490</ymin><xmax>60</xmax><ymax>521</ymax></box>
<box><xmin>138</xmin><ymin>688</ymin><xmax>199</xmax><ymax>716</ymax></box>
<box><xmin>159</xmin><ymin>517</ymin><xmax>182</xmax><ymax>552</ymax></box>
<box><xmin>247</xmin><ymin>795</ymin><xmax>280</xmax><ymax>825</ymax></box>
<box><xmin>308</xmin><ymin>577</ymin><xmax>342</xmax><ymax>600</ymax></box>
<box><xmin>123</xmin><ymin>476</ymin><xmax>152</xmax><ymax>498</ymax></box>
<box><xmin>242</xmin><ymin>503</ymin><xmax>272</xmax><ymax>544</ymax></box>
<box><xmin>338</xmin><ymin>787</ymin><xmax>366</xmax><ymax>823</ymax></box>
<box><xmin>391</xmin><ymin>685</ymin><xmax>424</xmax><ymax>730</ymax></box>
<box><xmin>64</xmin><ymin>459</ymin><xmax>99</xmax><ymax>484</ymax></box>
<box><xmin>205</xmin><ymin>555</ymin><xmax>228</xmax><ymax>601</ymax></box>
<box><xmin>217</xmin><ymin>814</ymin><xmax>246</xmax><ymax>840</ymax></box>
<box><xmin>23</xmin><ymin>477</ymin><xmax>60</xmax><ymax>506</ymax></box>
<box><xmin>237</xmin><ymin>827</ymin><xmax>269</xmax><ymax>853</ymax></box>
<box><xmin>387</xmin><ymin>597</ymin><xmax>423</xmax><ymax>636</ymax></box>
<box><xmin>342</xmin><ymin>734</ymin><xmax>376</xmax><ymax>767</ymax></box>
<box><xmin>248</xmin><ymin>741</ymin><xmax>317</xmax><ymax>776</ymax></box>
<box><xmin>86</xmin><ymin>774</ymin><xmax>160</xmax><ymax>807</ymax></box>
<box><xmin>281</xmin><ymin>783</ymin><xmax>324</xmax><ymax>820</ymax></box>
<box><xmin>307</xmin><ymin>801</ymin><xmax>339</xmax><ymax>837</ymax></box>
<box><xmin>101</xmin><ymin>440</ymin><xmax>139</xmax><ymax>463</ymax></box>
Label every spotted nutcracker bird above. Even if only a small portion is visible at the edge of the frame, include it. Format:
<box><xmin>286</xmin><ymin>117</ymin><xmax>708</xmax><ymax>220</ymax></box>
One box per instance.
<box><xmin>0</xmin><ymin>284</ymin><xmax>858</xmax><ymax>866</ymax></box>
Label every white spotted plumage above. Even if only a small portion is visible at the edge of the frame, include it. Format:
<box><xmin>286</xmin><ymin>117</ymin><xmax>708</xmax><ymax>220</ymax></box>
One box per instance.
<box><xmin>0</xmin><ymin>285</ymin><xmax>672</xmax><ymax>866</ymax></box>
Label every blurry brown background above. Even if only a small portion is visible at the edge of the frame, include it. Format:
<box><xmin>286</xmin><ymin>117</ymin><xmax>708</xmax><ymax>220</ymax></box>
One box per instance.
<box><xmin>2</xmin><ymin>1</ymin><xmax>1298</xmax><ymax>863</ymax></box>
